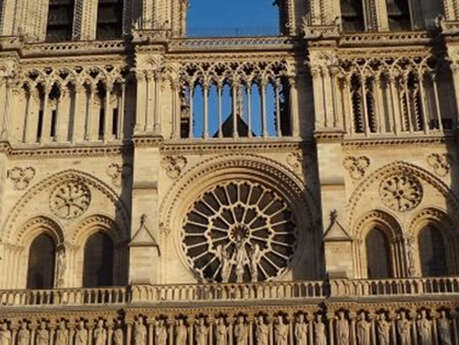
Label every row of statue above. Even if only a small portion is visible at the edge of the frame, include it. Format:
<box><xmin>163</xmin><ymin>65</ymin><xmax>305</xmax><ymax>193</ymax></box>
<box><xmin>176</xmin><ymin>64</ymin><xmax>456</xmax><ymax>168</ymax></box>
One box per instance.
<box><xmin>0</xmin><ymin>310</ymin><xmax>456</xmax><ymax>345</ymax></box>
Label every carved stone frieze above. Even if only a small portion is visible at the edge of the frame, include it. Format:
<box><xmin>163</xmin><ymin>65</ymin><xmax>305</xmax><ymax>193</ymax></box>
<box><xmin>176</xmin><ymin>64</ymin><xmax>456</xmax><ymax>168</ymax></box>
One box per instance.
<box><xmin>343</xmin><ymin>156</ymin><xmax>370</xmax><ymax>180</ymax></box>
<box><xmin>160</xmin><ymin>155</ymin><xmax>187</xmax><ymax>179</ymax></box>
<box><xmin>49</xmin><ymin>181</ymin><xmax>91</xmax><ymax>219</ymax></box>
<box><xmin>7</xmin><ymin>167</ymin><xmax>36</xmax><ymax>190</ymax></box>
<box><xmin>427</xmin><ymin>153</ymin><xmax>451</xmax><ymax>177</ymax></box>
<box><xmin>379</xmin><ymin>175</ymin><xmax>423</xmax><ymax>212</ymax></box>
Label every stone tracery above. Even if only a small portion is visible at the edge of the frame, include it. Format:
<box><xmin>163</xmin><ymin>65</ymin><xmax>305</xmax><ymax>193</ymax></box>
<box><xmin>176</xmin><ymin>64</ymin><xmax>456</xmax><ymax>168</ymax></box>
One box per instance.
<box><xmin>379</xmin><ymin>175</ymin><xmax>423</xmax><ymax>212</ymax></box>
<box><xmin>50</xmin><ymin>180</ymin><xmax>91</xmax><ymax>219</ymax></box>
<box><xmin>181</xmin><ymin>181</ymin><xmax>296</xmax><ymax>283</ymax></box>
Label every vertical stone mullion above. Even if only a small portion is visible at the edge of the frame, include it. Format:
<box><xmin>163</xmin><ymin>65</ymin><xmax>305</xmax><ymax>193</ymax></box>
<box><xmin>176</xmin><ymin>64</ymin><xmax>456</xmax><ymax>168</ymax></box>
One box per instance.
<box><xmin>75</xmin><ymin>0</ymin><xmax>98</xmax><ymax>40</ymax></box>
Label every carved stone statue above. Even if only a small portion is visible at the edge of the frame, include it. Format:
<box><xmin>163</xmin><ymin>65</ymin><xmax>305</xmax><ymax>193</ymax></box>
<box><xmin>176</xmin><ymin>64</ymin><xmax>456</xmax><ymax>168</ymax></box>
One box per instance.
<box><xmin>175</xmin><ymin>319</ymin><xmax>186</xmax><ymax>345</ymax></box>
<box><xmin>256</xmin><ymin>316</ymin><xmax>269</xmax><ymax>345</ymax></box>
<box><xmin>314</xmin><ymin>315</ymin><xmax>327</xmax><ymax>345</ymax></box>
<box><xmin>376</xmin><ymin>314</ymin><xmax>391</xmax><ymax>345</ymax></box>
<box><xmin>249</xmin><ymin>244</ymin><xmax>262</xmax><ymax>282</ymax></box>
<box><xmin>37</xmin><ymin>322</ymin><xmax>49</xmax><ymax>345</ymax></box>
<box><xmin>235</xmin><ymin>242</ymin><xmax>247</xmax><ymax>283</ymax></box>
<box><xmin>438</xmin><ymin>311</ymin><xmax>452</xmax><ymax>345</ymax></box>
<box><xmin>155</xmin><ymin>320</ymin><xmax>167</xmax><ymax>345</ymax></box>
<box><xmin>295</xmin><ymin>314</ymin><xmax>308</xmax><ymax>345</ymax></box>
<box><xmin>134</xmin><ymin>317</ymin><xmax>147</xmax><ymax>345</ymax></box>
<box><xmin>55</xmin><ymin>246</ymin><xmax>66</xmax><ymax>287</ymax></box>
<box><xmin>417</xmin><ymin>310</ymin><xmax>432</xmax><ymax>345</ymax></box>
<box><xmin>75</xmin><ymin>321</ymin><xmax>88</xmax><ymax>345</ymax></box>
<box><xmin>215</xmin><ymin>318</ymin><xmax>227</xmax><ymax>345</ymax></box>
<box><xmin>234</xmin><ymin>316</ymin><xmax>247</xmax><ymax>345</ymax></box>
<box><xmin>217</xmin><ymin>245</ymin><xmax>232</xmax><ymax>283</ymax></box>
<box><xmin>17</xmin><ymin>323</ymin><xmax>30</xmax><ymax>345</ymax></box>
<box><xmin>356</xmin><ymin>313</ymin><xmax>371</xmax><ymax>345</ymax></box>
<box><xmin>113</xmin><ymin>321</ymin><xmax>123</xmax><ymax>345</ymax></box>
<box><xmin>336</xmin><ymin>312</ymin><xmax>349</xmax><ymax>345</ymax></box>
<box><xmin>0</xmin><ymin>324</ymin><xmax>11</xmax><ymax>345</ymax></box>
<box><xmin>274</xmin><ymin>316</ymin><xmax>288</xmax><ymax>345</ymax></box>
<box><xmin>94</xmin><ymin>320</ymin><xmax>107</xmax><ymax>345</ymax></box>
<box><xmin>195</xmin><ymin>318</ymin><xmax>209</xmax><ymax>345</ymax></box>
<box><xmin>397</xmin><ymin>311</ymin><xmax>411</xmax><ymax>345</ymax></box>
<box><xmin>55</xmin><ymin>321</ymin><xmax>69</xmax><ymax>345</ymax></box>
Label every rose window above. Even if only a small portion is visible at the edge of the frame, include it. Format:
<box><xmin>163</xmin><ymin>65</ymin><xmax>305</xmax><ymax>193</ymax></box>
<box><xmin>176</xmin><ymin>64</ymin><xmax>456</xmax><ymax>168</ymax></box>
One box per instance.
<box><xmin>50</xmin><ymin>181</ymin><xmax>91</xmax><ymax>219</ymax></box>
<box><xmin>181</xmin><ymin>181</ymin><xmax>296</xmax><ymax>283</ymax></box>
<box><xmin>379</xmin><ymin>175</ymin><xmax>423</xmax><ymax>212</ymax></box>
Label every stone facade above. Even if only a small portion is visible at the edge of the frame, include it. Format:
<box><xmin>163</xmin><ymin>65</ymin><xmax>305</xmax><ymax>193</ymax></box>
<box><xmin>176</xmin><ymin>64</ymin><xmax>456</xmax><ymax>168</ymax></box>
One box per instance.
<box><xmin>0</xmin><ymin>0</ymin><xmax>458</xmax><ymax>344</ymax></box>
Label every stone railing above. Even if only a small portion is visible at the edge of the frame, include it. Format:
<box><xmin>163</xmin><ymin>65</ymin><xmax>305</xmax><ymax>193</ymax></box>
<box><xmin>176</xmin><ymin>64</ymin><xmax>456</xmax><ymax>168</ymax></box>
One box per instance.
<box><xmin>0</xmin><ymin>286</ymin><xmax>129</xmax><ymax>307</ymax></box>
<box><xmin>130</xmin><ymin>280</ymin><xmax>325</xmax><ymax>303</ymax></box>
<box><xmin>330</xmin><ymin>276</ymin><xmax>459</xmax><ymax>297</ymax></box>
<box><xmin>1</xmin><ymin>277</ymin><xmax>458</xmax><ymax>308</ymax></box>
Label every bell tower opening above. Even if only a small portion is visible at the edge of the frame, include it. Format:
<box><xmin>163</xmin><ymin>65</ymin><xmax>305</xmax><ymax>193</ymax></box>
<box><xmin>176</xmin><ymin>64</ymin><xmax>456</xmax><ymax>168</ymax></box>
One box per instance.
<box><xmin>186</xmin><ymin>0</ymin><xmax>283</xmax><ymax>37</ymax></box>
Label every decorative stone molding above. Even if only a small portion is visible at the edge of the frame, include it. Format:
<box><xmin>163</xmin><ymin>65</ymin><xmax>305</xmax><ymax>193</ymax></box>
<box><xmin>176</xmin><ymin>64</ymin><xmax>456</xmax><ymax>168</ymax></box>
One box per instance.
<box><xmin>160</xmin><ymin>155</ymin><xmax>187</xmax><ymax>179</ymax></box>
<box><xmin>286</xmin><ymin>152</ymin><xmax>303</xmax><ymax>172</ymax></box>
<box><xmin>427</xmin><ymin>153</ymin><xmax>451</xmax><ymax>177</ymax></box>
<box><xmin>50</xmin><ymin>181</ymin><xmax>91</xmax><ymax>220</ymax></box>
<box><xmin>379</xmin><ymin>175</ymin><xmax>423</xmax><ymax>212</ymax></box>
<box><xmin>347</xmin><ymin>162</ymin><xmax>457</xmax><ymax>227</ymax></box>
<box><xmin>343</xmin><ymin>156</ymin><xmax>370</xmax><ymax>180</ymax></box>
<box><xmin>7</xmin><ymin>167</ymin><xmax>35</xmax><ymax>190</ymax></box>
<box><xmin>106</xmin><ymin>163</ymin><xmax>132</xmax><ymax>187</ymax></box>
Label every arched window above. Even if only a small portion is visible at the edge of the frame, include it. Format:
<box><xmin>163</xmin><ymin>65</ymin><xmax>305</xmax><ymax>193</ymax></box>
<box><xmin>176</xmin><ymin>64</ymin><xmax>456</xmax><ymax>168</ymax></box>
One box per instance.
<box><xmin>27</xmin><ymin>234</ymin><xmax>56</xmax><ymax>289</ymax></box>
<box><xmin>340</xmin><ymin>0</ymin><xmax>364</xmax><ymax>32</ymax></box>
<box><xmin>418</xmin><ymin>225</ymin><xmax>447</xmax><ymax>277</ymax></box>
<box><xmin>365</xmin><ymin>228</ymin><xmax>392</xmax><ymax>278</ymax></box>
<box><xmin>96</xmin><ymin>0</ymin><xmax>123</xmax><ymax>40</ymax></box>
<box><xmin>46</xmin><ymin>0</ymin><xmax>75</xmax><ymax>42</ymax></box>
<box><xmin>83</xmin><ymin>232</ymin><xmax>114</xmax><ymax>287</ymax></box>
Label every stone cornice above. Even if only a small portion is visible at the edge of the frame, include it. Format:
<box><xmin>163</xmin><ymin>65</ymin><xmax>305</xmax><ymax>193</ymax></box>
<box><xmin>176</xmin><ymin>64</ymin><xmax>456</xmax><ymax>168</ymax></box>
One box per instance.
<box><xmin>0</xmin><ymin>142</ymin><xmax>132</xmax><ymax>159</ymax></box>
<box><xmin>160</xmin><ymin>138</ymin><xmax>308</xmax><ymax>154</ymax></box>
<box><xmin>342</xmin><ymin>133</ymin><xmax>454</xmax><ymax>149</ymax></box>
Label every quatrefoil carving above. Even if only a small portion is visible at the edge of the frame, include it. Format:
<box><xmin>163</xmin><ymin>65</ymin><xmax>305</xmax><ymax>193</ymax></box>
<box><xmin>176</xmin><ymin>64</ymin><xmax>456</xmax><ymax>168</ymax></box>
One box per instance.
<box><xmin>343</xmin><ymin>156</ymin><xmax>370</xmax><ymax>180</ymax></box>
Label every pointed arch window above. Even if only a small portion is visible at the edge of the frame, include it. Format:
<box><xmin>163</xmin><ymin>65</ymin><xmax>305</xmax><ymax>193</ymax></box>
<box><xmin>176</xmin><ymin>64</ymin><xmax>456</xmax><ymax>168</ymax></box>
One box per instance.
<box><xmin>27</xmin><ymin>234</ymin><xmax>56</xmax><ymax>289</ymax></box>
<box><xmin>83</xmin><ymin>231</ymin><xmax>114</xmax><ymax>287</ymax></box>
<box><xmin>96</xmin><ymin>0</ymin><xmax>123</xmax><ymax>40</ymax></box>
<box><xmin>418</xmin><ymin>225</ymin><xmax>447</xmax><ymax>277</ymax></box>
<box><xmin>365</xmin><ymin>228</ymin><xmax>393</xmax><ymax>278</ymax></box>
<box><xmin>340</xmin><ymin>0</ymin><xmax>364</xmax><ymax>32</ymax></box>
<box><xmin>46</xmin><ymin>0</ymin><xmax>75</xmax><ymax>42</ymax></box>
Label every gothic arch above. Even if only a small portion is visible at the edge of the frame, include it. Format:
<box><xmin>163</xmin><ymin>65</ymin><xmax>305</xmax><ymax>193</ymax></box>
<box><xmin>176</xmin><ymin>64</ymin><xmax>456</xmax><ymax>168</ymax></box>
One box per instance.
<box><xmin>352</xmin><ymin>210</ymin><xmax>404</xmax><ymax>278</ymax></box>
<box><xmin>2</xmin><ymin>216</ymin><xmax>64</xmax><ymax>289</ymax></box>
<box><xmin>160</xmin><ymin>153</ymin><xmax>320</xmax><ymax>282</ymax></box>
<box><xmin>2</xmin><ymin>169</ymin><xmax>129</xmax><ymax>244</ymax></box>
<box><xmin>71</xmin><ymin>215</ymin><xmax>128</xmax><ymax>287</ymax></box>
<box><xmin>347</xmin><ymin>161</ymin><xmax>459</xmax><ymax>228</ymax></box>
<box><xmin>407</xmin><ymin>208</ymin><xmax>459</xmax><ymax>276</ymax></box>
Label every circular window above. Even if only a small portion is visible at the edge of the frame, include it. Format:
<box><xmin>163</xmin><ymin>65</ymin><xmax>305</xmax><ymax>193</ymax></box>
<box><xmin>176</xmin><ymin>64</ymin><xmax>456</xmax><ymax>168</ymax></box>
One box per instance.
<box><xmin>181</xmin><ymin>181</ymin><xmax>296</xmax><ymax>283</ymax></box>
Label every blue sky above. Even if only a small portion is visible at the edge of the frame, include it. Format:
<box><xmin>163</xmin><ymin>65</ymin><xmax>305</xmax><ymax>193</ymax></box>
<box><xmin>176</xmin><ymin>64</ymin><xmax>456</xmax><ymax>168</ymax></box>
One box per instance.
<box><xmin>187</xmin><ymin>0</ymin><xmax>280</xmax><ymax>37</ymax></box>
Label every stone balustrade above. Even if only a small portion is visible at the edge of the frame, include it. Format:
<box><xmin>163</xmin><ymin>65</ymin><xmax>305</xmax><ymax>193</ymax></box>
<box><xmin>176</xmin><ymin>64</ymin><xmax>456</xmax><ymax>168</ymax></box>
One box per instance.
<box><xmin>0</xmin><ymin>277</ymin><xmax>458</xmax><ymax>308</ymax></box>
<box><xmin>0</xmin><ymin>278</ymin><xmax>458</xmax><ymax>345</ymax></box>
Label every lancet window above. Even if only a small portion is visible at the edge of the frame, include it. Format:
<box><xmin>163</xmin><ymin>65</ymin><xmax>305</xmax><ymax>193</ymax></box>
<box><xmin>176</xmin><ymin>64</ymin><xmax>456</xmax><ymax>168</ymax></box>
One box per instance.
<box><xmin>178</xmin><ymin>60</ymin><xmax>294</xmax><ymax>139</ymax></box>
<box><xmin>365</xmin><ymin>228</ymin><xmax>393</xmax><ymax>279</ymax></box>
<box><xmin>46</xmin><ymin>0</ymin><xmax>75</xmax><ymax>42</ymax></box>
<box><xmin>27</xmin><ymin>234</ymin><xmax>56</xmax><ymax>289</ymax></box>
<box><xmin>96</xmin><ymin>0</ymin><xmax>124</xmax><ymax>40</ymax></box>
<box><xmin>418</xmin><ymin>225</ymin><xmax>448</xmax><ymax>277</ymax></box>
<box><xmin>83</xmin><ymin>232</ymin><xmax>114</xmax><ymax>287</ymax></box>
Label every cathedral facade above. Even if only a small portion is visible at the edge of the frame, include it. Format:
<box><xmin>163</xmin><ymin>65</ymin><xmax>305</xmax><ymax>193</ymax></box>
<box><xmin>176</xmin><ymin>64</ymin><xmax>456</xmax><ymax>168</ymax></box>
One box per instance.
<box><xmin>0</xmin><ymin>0</ymin><xmax>458</xmax><ymax>345</ymax></box>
